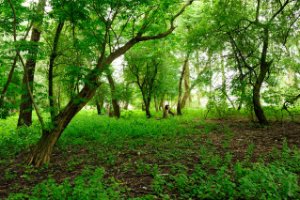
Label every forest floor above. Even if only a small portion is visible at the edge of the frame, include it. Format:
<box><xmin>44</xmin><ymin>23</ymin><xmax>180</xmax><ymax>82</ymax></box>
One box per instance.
<box><xmin>0</xmin><ymin>111</ymin><xmax>300</xmax><ymax>199</ymax></box>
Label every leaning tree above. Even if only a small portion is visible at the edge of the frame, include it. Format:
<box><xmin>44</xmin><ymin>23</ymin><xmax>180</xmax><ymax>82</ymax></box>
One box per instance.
<box><xmin>19</xmin><ymin>0</ymin><xmax>195</xmax><ymax>166</ymax></box>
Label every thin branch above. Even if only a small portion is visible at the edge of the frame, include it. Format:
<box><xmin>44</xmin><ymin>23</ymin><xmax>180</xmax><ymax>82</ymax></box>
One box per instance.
<box><xmin>8</xmin><ymin>0</ymin><xmax>45</xmax><ymax>129</ymax></box>
<box><xmin>256</xmin><ymin>0</ymin><xmax>261</xmax><ymax>22</ymax></box>
<box><xmin>105</xmin><ymin>0</ymin><xmax>194</xmax><ymax>65</ymax></box>
<box><xmin>269</xmin><ymin>0</ymin><xmax>290</xmax><ymax>23</ymax></box>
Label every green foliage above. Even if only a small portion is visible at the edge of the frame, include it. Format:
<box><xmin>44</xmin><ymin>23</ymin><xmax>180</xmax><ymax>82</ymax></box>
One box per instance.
<box><xmin>1</xmin><ymin>110</ymin><xmax>300</xmax><ymax>199</ymax></box>
<box><xmin>8</xmin><ymin>168</ymin><xmax>123</xmax><ymax>200</ymax></box>
<box><xmin>235</xmin><ymin>163</ymin><xmax>299</xmax><ymax>199</ymax></box>
<box><xmin>0</xmin><ymin>116</ymin><xmax>40</xmax><ymax>160</ymax></box>
<box><xmin>152</xmin><ymin>154</ymin><xmax>299</xmax><ymax>200</ymax></box>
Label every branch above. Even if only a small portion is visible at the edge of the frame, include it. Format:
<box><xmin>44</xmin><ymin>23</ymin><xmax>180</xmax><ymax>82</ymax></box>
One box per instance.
<box><xmin>227</xmin><ymin>33</ymin><xmax>254</xmax><ymax>73</ymax></box>
<box><xmin>8</xmin><ymin>0</ymin><xmax>45</xmax><ymax>129</ymax></box>
<box><xmin>105</xmin><ymin>0</ymin><xmax>194</xmax><ymax>65</ymax></box>
<box><xmin>256</xmin><ymin>0</ymin><xmax>261</xmax><ymax>22</ymax></box>
<box><xmin>269</xmin><ymin>0</ymin><xmax>291</xmax><ymax>23</ymax></box>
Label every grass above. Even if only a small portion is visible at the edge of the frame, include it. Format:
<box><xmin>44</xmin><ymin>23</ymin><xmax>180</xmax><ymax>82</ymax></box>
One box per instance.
<box><xmin>0</xmin><ymin>108</ymin><xmax>300</xmax><ymax>199</ymax></box>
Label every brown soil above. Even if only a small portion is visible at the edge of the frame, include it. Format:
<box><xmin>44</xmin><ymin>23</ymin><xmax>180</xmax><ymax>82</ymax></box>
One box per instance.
<box><xmin>0</xmin><ymin>120</ymin><xmax>299</xmax><ymax>199</ymax></box>
<box><xmin>204</xmin><ymin>119</ymin><xmax>300</xmax><ymax>161</ymax></box>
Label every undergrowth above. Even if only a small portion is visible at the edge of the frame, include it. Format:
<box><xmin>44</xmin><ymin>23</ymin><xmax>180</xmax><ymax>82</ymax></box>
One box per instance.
<box><xmin>1</xmin><ymin>109</ymin><xmax>300</xmax><ymax>199</ymax></box>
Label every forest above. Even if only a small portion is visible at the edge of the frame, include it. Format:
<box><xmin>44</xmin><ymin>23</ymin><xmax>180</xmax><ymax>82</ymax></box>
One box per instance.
<box><xmin>0</xmin><ymin>0</ymin><xmax>300</xmax><ymax>199</ymax></box>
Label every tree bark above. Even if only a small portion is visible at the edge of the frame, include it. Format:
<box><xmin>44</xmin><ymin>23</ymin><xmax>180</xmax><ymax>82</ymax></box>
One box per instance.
<box><xmin>106</xmin><ymin>73</ymin><xmax>120</xmax><ymax>118</ymax></box>
<box><xmin>28</xmin><ymin>79</ymin><xmax>99</xmax><ymax>167</ymax></box>
<box><xmin>145</xmin><ymin>98</ymin><xmax>151</xmax><ymax>118</ymax></box>
<box><xmin>18</xmin><ymin>0</ymin><xmax>46</xmax><ymax>127</ymax></box>
<box><xmin>181</xmin><ymin>57</ymin><xmax>190</xmax><ymax>109</ymax></box>
<box><xmin>95</xmin><ymin>99</ymin><xmax>103</xmax><ymax>115</ymax></box>
<box><xmin>177</xmin><ymin>53</ymin><xmax>190</xmax><ymax>115</ymax></box>
<box><xmin>27</xmin><ymin>1</ymin><xmax>194</xmax><ymax>166</ymax></box>
<box><xmin>253</xmin><ymin>28</ymin><xmax>270</xmax><ymax>125</ymax></box>
<box><xmin>49</xmin><ymin>21</ymin><xmax>65</xmax><ymax>122</ymax></box>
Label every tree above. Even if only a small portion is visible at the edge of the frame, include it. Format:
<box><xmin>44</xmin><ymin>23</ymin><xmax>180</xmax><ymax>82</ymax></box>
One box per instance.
<box><xmin>106</xmin><ymin>71</ymin><xmax>120</xmax><ymax>118</ymax></box>
<box><xmin>18</xmin><ymin>0</ymin><xmax>47</xmax><ymax>127</ymax></box>
<box><xmin>229</xmin><ymin>0</ymin><xmax>299</xmax><ymax>125</ymax></box>
<box><xmin>177</xmin><ymin>52</ymin><xmax>190</xmax><ymax>115</ymax></box>
<box><xmin>0</xmin><ymin>0</ymin><xmax>31</xmax><ymax>118</ymax></box>
<box><xmin>125</xmin><ymin>46</ymin><xmax>159</xmax><ymax>118</ymax></box>
<box><xmin>27</xmin><ymin>0</ymin><xmax>194</xmax><ymax>166</ymax></box>
<box><xmin>189</xmin><ymin>0</ymin><xmax>300</xmax><ymax>124</ymax></box>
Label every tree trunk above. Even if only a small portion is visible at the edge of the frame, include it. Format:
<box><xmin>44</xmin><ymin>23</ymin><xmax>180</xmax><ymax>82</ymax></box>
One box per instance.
<box><xmin>18</xmin><ymin>0</ymin><xmax>46</xmax><ymax>127</ymax></box>
<box><xmin>27</xmin><ymin>2</ymin><xmax>192</xmax><ymax>166</ymax></box>
<box><xmin>145</xmin><ymin>101</ymin><xmax>151</xmax><ymax>118</ymax></box>
<box><xmin>49</xmin><ymin>21</ymin><xmax>65</xmax><ymax>122</ymax></box>
<box><xmin>111</xmin><ymin>99</ymin><xmax>120</xmax><ymax>118</ymax></box>
<box><xmin>181</xmin><ymin>92</ymin><xmax>190</xmax><ymax>109</ymax></box>
<box><xmin>106</xmin><ymin>73</ymin><xmax>120</xmax><ymax>118</ymax></box>
<box><xmin>163</xmin><ymin>105</ymin><xmax>169</xmax><ymax>119</ymax></box>
<box><xmin>57</xmin><ymin>81</ymin><xmax>62</xmax><ymax>111</ymax></box>
<box><xmin>253</xmin><ymin>28</ymin><xmax>270</xmax><ymax>125</ymax></box>
<box><xmin>29</xmin><ymin>80</ymin><xmax>99</xmax><ymax>166</ymax></box>
<box><xmin>96</xmin><ymin>100</ymin><xmax>102</xmax><ymax>115</ymax></box>
<box><xmin>181</xmin><ymin>57</ymin><xmax>190</xmax><ymax>109</ymax></box>
<box><xmin>253</xmin><ymin>69</ymin><xmax>269</xmax><ymax>125</ymax></box>
<box><xmin>28</xmin><ymin>129</ymin><xmax>61</xmax><ymax>167</ymax></box>
<box><xmin>177</xmin><ymin>53</ymin><xmax>190</xmax><ymax>115</ymax></box>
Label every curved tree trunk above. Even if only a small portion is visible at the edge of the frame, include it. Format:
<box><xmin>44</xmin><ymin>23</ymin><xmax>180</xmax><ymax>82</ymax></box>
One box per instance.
<box><xmin>18</xmin><ymin>0</ymin><xmax>46</xmax><ymax>127</ymax></box>
<box><xmin>27</xmin><ymin>1</ymin><xmax>193</xmax><ymax>166</ymax></box>
<box><xmin>253</xmin><ymin>28</ymin><xmax>270</xmax><ymax>125</ymax></box>
<box><xmin>29</xmin><ymin>80</ymin><xmax>99</xmax><ymax>166</ymax></box>
<box><xmin>49</xmin><ymin>20</ymin><xmax>65</xmax><ymax>122</ymax></box>
<box><xmin>177</xmin><ymin>53</ymin><xmax>190</xmax><ymax>115</ymax></box>
<box><xmin>253</xmin><ymin>76</ymin><xmax>268</xmax><ymax>125</ymax></box>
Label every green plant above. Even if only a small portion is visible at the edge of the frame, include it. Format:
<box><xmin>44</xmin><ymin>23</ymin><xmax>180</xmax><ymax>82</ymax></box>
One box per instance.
<box><xmin>8</xmin><ymin>168</ymin><xmax>123</xmax><ymax>200</ymax></box>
